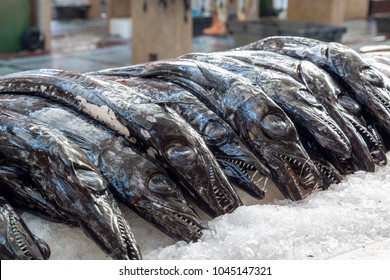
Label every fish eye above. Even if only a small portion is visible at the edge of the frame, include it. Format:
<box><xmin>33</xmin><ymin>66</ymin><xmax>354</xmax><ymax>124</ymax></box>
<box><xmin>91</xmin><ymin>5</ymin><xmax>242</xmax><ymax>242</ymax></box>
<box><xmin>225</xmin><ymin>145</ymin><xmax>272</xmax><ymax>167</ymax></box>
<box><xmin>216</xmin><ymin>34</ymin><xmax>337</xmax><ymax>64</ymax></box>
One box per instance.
<box><xmin>203</xmin><ymin>121</ymin><xmax>228</xmax><ymax>144</ymax></box>
<box><xmin>165</xmin><ymin>144</ymin><xmax>196</xmax><ymax>166</ymax></box>
<box><xmin>338</xmin><ymin>95</ymin><xmax>361</xmax><ymax>114</ymax></box>
<box><xmin>361</xmin><ymin>67</ymin><xmax>385</xmax><ymax>87</ymax></box>
<box><xmin>148</xmin><ymin>174</ymin><xmax>176</xmax><ymax>195</ymax></box>
<box><xmin>297</xmin><ymin>89</ymin><xmax>321</xmax><ymax>106</ymax></box>
<box><xmin>261</xmin><ymin>114</ymin><xmax>290</xmax><ymax>138</ymax></box>
<box><xmin>75</xmin><ymin>169</ymin><xmax>106</xmax><ymax>192</ymax></box>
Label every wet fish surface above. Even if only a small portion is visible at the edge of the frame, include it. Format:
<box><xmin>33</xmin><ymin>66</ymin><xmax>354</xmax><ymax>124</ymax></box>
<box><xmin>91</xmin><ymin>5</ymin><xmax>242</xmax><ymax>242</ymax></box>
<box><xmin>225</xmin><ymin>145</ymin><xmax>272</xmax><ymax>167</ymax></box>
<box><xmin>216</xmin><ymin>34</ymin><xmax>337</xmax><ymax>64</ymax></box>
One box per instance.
<box><xmin>236</xmin><ymin>36</ymin><xmax>390</xmax><ymax>136</ymax></box>
<box><xmin>214</xmin><ymin>50</ymin><xmax>385</xmax><ymax>171</ymax></box>
<box><xmin>0</xmin><ymin>94</ymin><xmax>206</xmax><ymax>243</ymax></box>
<box><xmin>92</xmin><ymin>59</ymin><xmax>323</xmax><ymax>201</ymax></box>
<box><xmin>94</xmin><ymin>75</ymin><xmax>270</xmax><ymax>199</ymax></box>
<box><xmin>0</xmin><ymin>69</ymin><xmax>241</xmax><ymax>218</ymax></box>
<box><xmin>0</xmin><ymin>110</ymin><xmax>141</xmax><ymax>260</ymax></box>
<box><xmin>0</xmin><ymin>196</ymin><xmax>51</xmax><ymax>260</ymax></box>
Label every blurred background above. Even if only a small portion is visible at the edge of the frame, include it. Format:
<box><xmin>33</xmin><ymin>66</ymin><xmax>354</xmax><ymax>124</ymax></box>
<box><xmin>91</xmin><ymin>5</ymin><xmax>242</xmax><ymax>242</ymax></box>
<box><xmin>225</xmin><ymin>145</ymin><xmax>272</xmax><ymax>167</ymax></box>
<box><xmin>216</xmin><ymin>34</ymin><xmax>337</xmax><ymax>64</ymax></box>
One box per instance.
<box><xmin>0</xmin><ymin>0</ymin><xmax>389</xmax><ymax>75</ymax></box>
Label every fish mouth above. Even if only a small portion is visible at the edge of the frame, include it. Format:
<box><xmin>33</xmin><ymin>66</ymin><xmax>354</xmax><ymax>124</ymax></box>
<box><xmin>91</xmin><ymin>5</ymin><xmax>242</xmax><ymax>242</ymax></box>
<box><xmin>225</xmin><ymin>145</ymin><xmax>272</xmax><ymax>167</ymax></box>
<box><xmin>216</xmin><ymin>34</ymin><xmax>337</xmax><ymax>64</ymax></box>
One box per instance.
<box><xmin>310</xmin><ymin>115</ymin><xmax>351</xmax><ymax>157</ymax></box>
<box><xmin>273</xmin><ymin>152</ymin><xmax>321</xmax><ymax>200</ymax></box>
<box><xmin>208</xmin><ymin>165</ymin><xmax>242</xmax><ymax>216</ymax></box>
<box><xmin>345</xmin><ymin>115</ymin><xmax>387</xmax><ymax>166</ymax></box>
<box><xmin>1</xmin><ymin>200</ymin><xmax>50</xmax><ymax>260</ymax></box>
<box><xmin>313</xmin><ymin>160</ymin><xmax>343</xmax><ymax>189</ymax></box>
<box><xmin>218</xmin><ymin>158</ymin><xmax>266</xmax><ymax>198</ymax></box>
<box><xmin>112</xmin><ymin>206</ymin><xmax>142</xmax><ymax>260</ymax></box>
<box><xmin>168</xmin><ymin>210</ymin><xmax>206</xmax><ymax>242</ymax></box>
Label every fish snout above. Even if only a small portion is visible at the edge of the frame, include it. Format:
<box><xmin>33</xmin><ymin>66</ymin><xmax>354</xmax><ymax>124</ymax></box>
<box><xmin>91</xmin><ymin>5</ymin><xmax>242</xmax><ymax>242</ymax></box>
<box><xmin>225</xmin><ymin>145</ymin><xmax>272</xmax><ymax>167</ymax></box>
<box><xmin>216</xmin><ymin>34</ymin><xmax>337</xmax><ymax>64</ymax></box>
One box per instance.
<box><xmin>0</xmin><ymin>197</ymin><xmax>51</xmax><ymax>260</ymax></box>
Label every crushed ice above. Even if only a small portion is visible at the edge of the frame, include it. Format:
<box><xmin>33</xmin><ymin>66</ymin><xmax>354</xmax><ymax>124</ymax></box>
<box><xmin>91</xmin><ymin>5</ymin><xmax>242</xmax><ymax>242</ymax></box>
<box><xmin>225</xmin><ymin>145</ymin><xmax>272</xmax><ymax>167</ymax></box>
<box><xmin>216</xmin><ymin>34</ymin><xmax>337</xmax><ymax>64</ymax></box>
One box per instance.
<box><xmin>21</xmin><ymin>153</ymin><xmax>390</xmax><ymax>259</ymax></box>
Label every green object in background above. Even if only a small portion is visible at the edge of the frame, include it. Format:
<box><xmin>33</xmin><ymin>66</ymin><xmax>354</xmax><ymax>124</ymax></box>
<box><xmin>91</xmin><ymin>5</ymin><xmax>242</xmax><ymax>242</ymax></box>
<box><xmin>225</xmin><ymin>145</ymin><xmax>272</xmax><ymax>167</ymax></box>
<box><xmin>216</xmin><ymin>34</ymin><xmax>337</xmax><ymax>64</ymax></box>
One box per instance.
<box><xmin>0</xmin><ymin>0</ymin><xmax>30</xmax><ymax>54</ymax></box>
<box><xmin>259</xmin><ymin>0</ymin><xmax>277</xmax><ymax>17</ymax></box>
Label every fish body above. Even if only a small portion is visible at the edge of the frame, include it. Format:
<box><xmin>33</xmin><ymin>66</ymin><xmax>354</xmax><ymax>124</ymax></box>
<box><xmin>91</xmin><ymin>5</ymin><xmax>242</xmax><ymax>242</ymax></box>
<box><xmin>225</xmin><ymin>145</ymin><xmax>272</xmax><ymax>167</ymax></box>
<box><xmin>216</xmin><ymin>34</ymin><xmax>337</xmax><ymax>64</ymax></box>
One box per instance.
<box><xmin>180</xmin><ymin>53</ymin><xmax>351</xmax><ymax>159</ymax></box>
<box><xmin>92</xmin><ymin>60</ymin><xmax>322</xmax><ymax>200</ymax></box>
<box><xmin>0</xmin><ymin>196</ymin><xmax>51</xmax><ymax>260</ymax></box>
<box><xmin>0</xmin><ymin>94</ymin><xmax>205</xmax><ymax>242</ymax></box>
<box><xmin>237</xmin><ymin>36</ymin><xmax>390</xmax><ymax>136</ymax></box>
<box><xmin>95</xmin><ymin>76</ymin><xmax>270</xmax><ymax>199</ymax></box>
<box><xmin>0</xmin><ymin>69</ymin><xmax>241</xmax><ymax>217</ymax></box>
<box><xmin>0</xmin><ymin>110</ymin><xmax>141</xmax><ymax>259</ymax></box>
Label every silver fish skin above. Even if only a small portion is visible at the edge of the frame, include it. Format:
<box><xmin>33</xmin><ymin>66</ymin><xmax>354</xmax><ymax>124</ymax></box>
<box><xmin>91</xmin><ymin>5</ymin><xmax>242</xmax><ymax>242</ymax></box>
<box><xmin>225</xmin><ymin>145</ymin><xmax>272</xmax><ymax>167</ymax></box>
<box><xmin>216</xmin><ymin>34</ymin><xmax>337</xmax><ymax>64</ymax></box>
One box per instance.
<box><xmin>180</xmin><ymin>52</ymin><xmax>351</xmax><ymax>159</ymax></box>
<box><xmin>237</xmin><ymin>36</ymin><xmax>390</xmax><ymax>135</ymax></box>
<box><xmin>0</xmin><ymin>94</ymin><xmax>205</xmax><ymax>243</ymax></box>
<box><xmin>91</xmin><ymin>60</ymin><xmax>323</xmax><ymax>201</ymax></box>
<box><xmin>94</xmin><ymin>75</ymin><xmax>270</xmax><ymax>199</ymax></box>
<box><xmin>0</xmin><ymin>196</ymin><xmax>51</xmax><ymax>260</ymax></box>
<box><xmin>216</xmin><ymin>50</ymin><xmax>384</xmax><ymax>171</ymax></box>
<box><xmin>0</xmin><ymin>110</ymin><xmax>141</xmax><ymax>260</ymax></box>
<box><xmin>298</xmin><ymin>60</ymin><xmax>387</xmax><ymax>169</ymax></box>
<box><xmin>0</xmin><ymin>69</ymin><xmax>241</xmax><ymax>217</ymax></box>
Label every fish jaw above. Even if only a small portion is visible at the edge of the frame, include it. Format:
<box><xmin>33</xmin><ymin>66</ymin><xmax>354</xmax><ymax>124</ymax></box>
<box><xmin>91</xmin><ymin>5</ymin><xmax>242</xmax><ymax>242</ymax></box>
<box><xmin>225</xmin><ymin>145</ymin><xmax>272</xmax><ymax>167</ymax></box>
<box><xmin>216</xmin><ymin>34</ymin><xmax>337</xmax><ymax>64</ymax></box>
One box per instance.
<box><xmin>155</xmin><ymin>107</ymin><xmax>242</xmax><ymax>217</ymax></box>
<box><xmin>217</xmin><ymin>159</ymin><xmax>265</xmax><ymax>199</ymax></box>
<box><xmin>99</xmin><ymin>146</ymin><xmax>206</xmax><ymax>243</ymax></box>
<box><xmin>342</xmin><ymin>112</ymin><xmax>387</xmax><ymax>167</ymax></box>
<box><xmin>327</xmin><ymin>43</ymin><xmax>390</xmax><ymax>134</ymax></box>
<box><xmin>299</xmin><ymin>136</ymin><xmax>343</xmax><ymax>188</ymax></box>
<box><xmin>263</xmin><ymin>144</ymin><xmax>322</xmax><ymax>200</ymax></box>
<box><xmin>0</xmin><ymin>196</ymin><xmax>51</xmax><ymax>260</ymax></box>
<box><xmin>131</xmin><ymin>193</ymin><xmax>206</xmax><ymax>243</ymax></box>
<box><xmin>162</xmin><ymin>145</ymin><xmax>243</xmax><ymax>217</ymax></box>
<box><xmin>312</xmin><ymin>159</ymin><xmax>343</xmax><ymax>189</ymax></box>
<box><xmin>234</xmin><ymin>99</ymin><xmax>322</xmax><ymax>200</ymax></box>
<box><xmin>48</xmin><ymin>157</ymin><xmax>142</xmax><ymax>260</ymax></box>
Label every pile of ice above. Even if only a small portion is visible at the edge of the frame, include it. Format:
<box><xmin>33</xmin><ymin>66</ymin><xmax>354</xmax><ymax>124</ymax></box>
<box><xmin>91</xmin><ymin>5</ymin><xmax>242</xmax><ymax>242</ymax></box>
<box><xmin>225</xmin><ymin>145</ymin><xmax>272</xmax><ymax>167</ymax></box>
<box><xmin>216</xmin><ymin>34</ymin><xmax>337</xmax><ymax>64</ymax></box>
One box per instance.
<box><xmin>146</xmin><ymin>154</ymin><xmax>390</xmax><ymax>260</ymax></box>
<box><xmin>22</xmin><ymin>153</ymin><xmax>390</xmax><ymax>260</ymax></box>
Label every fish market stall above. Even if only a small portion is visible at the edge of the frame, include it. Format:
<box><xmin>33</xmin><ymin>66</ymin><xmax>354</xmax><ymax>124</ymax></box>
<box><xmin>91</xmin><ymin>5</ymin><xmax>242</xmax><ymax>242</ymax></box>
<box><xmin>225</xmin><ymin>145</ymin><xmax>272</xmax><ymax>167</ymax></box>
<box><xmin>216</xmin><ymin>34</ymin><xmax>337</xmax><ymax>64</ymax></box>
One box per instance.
<box><xmin>0</xmin><ymin>36</ymin><xmax>390</xmax><ymax>260</ymax></box>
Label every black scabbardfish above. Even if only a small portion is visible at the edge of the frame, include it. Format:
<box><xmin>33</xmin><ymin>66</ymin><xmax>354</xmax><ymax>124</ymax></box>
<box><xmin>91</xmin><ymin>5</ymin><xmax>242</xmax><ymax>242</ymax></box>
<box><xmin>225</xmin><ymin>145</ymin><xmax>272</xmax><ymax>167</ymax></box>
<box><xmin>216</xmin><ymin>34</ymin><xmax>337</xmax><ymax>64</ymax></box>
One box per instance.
<box><xmin>180</xmin><ymin>53</ymin><xmax>351</xmax><ymax>159</ymax></box>
<box><xmin>217</xmin><ymin>50</ymin><xmax>386</xmax><ymax>171</ymax></box>
<box><xmin>0</xmin><ymin>110</ymin><xmax>141</xmax><ymax>260</ymax></box>
<box><xmin>91</xmin><ymin>59</ymin><xmax>322</xmax><ymax>201</ymax></box>
<box><xmin>0</xmin><ymin>196</ymin><xmax>51</xmax><ymax>260</ymax></box>
<box><xmin>237</xmin><ymin>36</ymin><xmax>390</xmax><ymax>136</ymax></box>
<box><xmin>94</xmin><ymin>75</ymin><xmax>270</xmax><ymax>199</ymax></box>
<box><xmin>0</xmin><ymin>166</ymin><xmax>67</xmax><ymax>221</ymax></box>
<box><xmin>0</xmin><ymin>94</ymin><xmax>205</xmax><ymax>243</ymax></box>
<box><xmin>0</xmin><ymin>69</ymin><xmax>241</xmax><ymax>217</ymax></box>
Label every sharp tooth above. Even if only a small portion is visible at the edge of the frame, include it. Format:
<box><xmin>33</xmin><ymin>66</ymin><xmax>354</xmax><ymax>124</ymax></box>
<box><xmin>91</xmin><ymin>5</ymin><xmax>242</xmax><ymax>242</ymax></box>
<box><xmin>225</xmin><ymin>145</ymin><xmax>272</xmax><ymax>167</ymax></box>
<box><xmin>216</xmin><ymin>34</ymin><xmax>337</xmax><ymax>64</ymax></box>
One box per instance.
<box><xmin>264</xmin><ymin>177</ymin><xmax>269</xmax><ymax>190</ymax></box>
<box><xmin>251</xmin><ymin>170</ymin><xmax>259</xmax><ymax>180</ymax></box>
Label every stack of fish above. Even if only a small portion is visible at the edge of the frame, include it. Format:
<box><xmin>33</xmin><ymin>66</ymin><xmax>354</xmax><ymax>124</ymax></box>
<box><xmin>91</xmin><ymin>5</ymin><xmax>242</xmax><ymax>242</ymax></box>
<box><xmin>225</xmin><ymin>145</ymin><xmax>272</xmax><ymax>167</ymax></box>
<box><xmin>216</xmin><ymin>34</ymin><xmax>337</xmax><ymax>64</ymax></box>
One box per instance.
<box><xmin>0</xmin><ymin>36</ymin><xmax>389</xmax><ymax>260</ymax></box>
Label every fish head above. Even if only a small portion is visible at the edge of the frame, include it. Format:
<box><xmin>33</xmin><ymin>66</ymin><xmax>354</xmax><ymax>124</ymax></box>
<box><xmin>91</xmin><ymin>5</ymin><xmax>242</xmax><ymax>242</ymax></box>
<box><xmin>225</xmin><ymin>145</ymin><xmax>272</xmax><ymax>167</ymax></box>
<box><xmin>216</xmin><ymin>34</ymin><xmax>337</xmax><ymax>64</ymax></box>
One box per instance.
<box><xmin>231</xmin><ymin>89</ymin><xmax>322</xmax><ymax>200</ymax></box>
<box><xmin>156</xmin><ymin>107</ymin><xmax>242</xmax><ymax>217</ymax></box>
<box><xmin>45</xmin><ymin>136</ymin><xmax>141</xmax><ymax>260</ymax></box>
<box><xmin>0</xmin><ymin>196</ymin><xmax>51</xmax><ymax>259</ymax></box>
<box><xmin>266</xmin><ymin>75</ymin><xmax>351</xmax><ymax>158</ymax></box>
<box><xmin>134</xmin><ymin>169</ymin><xmax>206</xmax><ymax>242</ymax></box>
<box><xmin>99</xmin><ymin>143</ymin><xmax>206</xmax><ymax>243</ymax></box>
<box><xmin>327</xmin><ymin>43</ymin><xmax>390</xmax><ymax>134</ymax></box>
<box><xmin>201</xmin><ymin>118</ymin><xmax>271</xmax><ymax>198</ymax></box>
